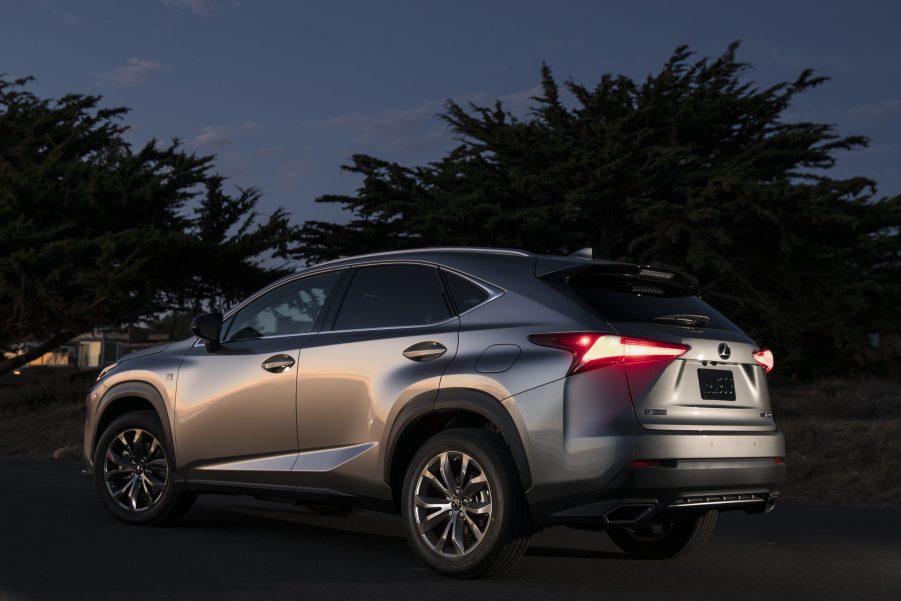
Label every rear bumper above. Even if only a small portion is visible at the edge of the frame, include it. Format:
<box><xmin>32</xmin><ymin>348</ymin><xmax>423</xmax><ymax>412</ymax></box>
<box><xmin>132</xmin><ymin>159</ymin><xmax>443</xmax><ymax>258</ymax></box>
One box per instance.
<box><xmin>535</xmin><ymin>458</ymin><xmax>784</xmax><ymax>528</ymax></box>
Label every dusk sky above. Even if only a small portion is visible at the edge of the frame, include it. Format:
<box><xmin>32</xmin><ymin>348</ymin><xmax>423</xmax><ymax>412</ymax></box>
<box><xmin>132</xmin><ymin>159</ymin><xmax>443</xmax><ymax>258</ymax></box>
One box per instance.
<box><xmin>3</xmin><ymin>0</ymin><xmax>900</xmax><ymax>227</ymax></box>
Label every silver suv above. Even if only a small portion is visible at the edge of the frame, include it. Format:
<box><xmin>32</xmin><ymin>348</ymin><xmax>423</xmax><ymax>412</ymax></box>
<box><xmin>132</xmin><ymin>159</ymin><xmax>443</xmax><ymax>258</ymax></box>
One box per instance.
<box><xmin>83</xmin><ymin>247</ymin><xmax>784</xmax><ymax>578</ymax></box>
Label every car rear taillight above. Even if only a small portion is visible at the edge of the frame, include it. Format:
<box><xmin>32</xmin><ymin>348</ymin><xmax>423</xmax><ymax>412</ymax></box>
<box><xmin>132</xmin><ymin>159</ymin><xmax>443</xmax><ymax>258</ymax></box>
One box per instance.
<box><xmin>528</xmin><ymin>333</ymin><xmax>689</xmax><ymax>375</ymax></box>
<box><xmin>753</xmin><ymin>348</ymin><xmax>774</xmax><ymax>373</ymax></box>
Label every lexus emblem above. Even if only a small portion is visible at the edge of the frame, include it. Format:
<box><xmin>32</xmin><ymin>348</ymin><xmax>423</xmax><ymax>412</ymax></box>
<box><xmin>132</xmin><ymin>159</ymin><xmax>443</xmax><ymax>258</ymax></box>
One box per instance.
<box><xmin>717</xmin><ymin>343</ymin><xmax>731</xmax><ymax>360</ymax></box>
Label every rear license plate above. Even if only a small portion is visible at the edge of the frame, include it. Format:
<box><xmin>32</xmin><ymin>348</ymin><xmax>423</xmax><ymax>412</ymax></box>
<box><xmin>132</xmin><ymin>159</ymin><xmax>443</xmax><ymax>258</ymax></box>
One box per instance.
<box><xmin>697</xmin><ymin>369</ymin><xmax>736</xmax><ymax>401</ymax></box>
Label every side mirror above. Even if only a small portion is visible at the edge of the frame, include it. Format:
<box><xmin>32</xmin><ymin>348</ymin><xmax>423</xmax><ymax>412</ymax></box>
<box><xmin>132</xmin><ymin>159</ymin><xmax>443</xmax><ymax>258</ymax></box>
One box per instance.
<box><xmin>189</xmin><ymin>312</ymin><xmax>223</xmax><ymax>351</ymax></box>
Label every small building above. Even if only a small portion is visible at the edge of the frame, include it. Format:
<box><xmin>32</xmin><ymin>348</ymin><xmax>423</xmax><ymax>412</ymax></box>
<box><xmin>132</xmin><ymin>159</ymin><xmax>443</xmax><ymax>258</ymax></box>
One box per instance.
<box><xmin>73</xmin><ymin>327</ymin><xmax>172</xmax><ymax>368</ymax></box>
<box><xmin>10</xmin><ymin>327</ymin><xmax>172</xmax><ymax>370</ymax></box>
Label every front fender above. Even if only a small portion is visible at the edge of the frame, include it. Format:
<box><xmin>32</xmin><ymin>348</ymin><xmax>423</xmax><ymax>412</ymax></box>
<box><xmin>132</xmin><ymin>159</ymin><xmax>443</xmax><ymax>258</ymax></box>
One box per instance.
<box><xmin>85</xmin><ymin>381</ymin><xmax>176</xmax><ymax>473</ymax></box>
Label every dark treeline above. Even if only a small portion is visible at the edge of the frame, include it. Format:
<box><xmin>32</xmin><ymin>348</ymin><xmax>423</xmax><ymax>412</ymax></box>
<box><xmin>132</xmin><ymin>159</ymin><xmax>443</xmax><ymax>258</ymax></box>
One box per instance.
<box><xmin>1</xmin><ymin>43</ymin><xmax>899</xmax><ymax>378</ymax></box>
<box><xmin>296</xmin><ymin>43</ymin><xmax>901</xmax><ymax>378</ymax></box>
<box><xmin>0</xmin><ymin>76</ymin><xmax>293</xmax><ymax>375</ymax></box>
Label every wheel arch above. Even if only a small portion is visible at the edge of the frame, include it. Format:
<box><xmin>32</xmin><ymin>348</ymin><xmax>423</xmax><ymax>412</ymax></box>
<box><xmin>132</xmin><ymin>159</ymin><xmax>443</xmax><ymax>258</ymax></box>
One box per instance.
<box><xmin>93</xmin><ymin>382</ymin><xmax>173</xmax><ymax>459</ymax></box>
<box><xmin>384</xmin><ymin>387</ymin><xmax>533</xmax><ymax>505</ymax></box>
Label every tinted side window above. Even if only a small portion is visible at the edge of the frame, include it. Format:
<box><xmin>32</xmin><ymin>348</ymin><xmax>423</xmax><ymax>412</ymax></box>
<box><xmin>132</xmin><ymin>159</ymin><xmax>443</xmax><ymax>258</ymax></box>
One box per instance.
<box><xmin>443</xmin><ymin>270</ymin><xmax>490</xmax><ymax>314</ymax></box>
<box><xmin>226</xmin><ymin>271</ymin><xmax>342</xmax><ymax>341</ymax></box>
<box><xmin>333</xmin><ymin>265</ymin><xmax>451</xmax><ymax>330</ymax></box>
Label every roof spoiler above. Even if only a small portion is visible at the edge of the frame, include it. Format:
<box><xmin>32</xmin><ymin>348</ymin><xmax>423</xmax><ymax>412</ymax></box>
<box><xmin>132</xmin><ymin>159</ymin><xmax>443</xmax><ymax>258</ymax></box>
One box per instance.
<box><xmin>536</xmin><ymin>256</ymin><xmax>700</xmax><ymax>293</ymax></box>
<box><xmin>569</xmin><ymin>247</ymin><xmax>593</xmax><ymax>259</ymax></box>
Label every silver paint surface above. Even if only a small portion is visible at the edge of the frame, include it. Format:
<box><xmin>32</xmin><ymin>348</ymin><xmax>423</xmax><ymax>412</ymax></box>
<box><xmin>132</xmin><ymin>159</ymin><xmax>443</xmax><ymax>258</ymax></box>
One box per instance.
<box><xmin>84</xmin><ymin>247</ymin><xmax>784</xmax><ymax>512</ymax></box>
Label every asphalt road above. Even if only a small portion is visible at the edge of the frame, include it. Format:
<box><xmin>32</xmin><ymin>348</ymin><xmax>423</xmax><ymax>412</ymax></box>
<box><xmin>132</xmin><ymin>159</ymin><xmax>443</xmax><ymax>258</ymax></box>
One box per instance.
<box><xmin>1</xmin><ymin>457</ymin><xmax>899</xmax><ymax>601</ymax></box>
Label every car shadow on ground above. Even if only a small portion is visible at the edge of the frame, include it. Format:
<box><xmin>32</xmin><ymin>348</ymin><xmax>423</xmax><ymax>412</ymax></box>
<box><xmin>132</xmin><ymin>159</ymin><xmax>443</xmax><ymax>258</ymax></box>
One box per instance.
<box><xmin>188</xmin><ymin>496</ymin><xmax>633</xmax><ymax>563</ymax></box>
<box><xmin>525</xmin><ymin>546</ymin><xmax>628</xmax><ymax>560</ymax></box>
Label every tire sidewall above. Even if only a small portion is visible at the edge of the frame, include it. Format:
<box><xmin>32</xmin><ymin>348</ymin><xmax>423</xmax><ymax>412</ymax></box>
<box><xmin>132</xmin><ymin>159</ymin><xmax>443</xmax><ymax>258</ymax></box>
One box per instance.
<box><xmin>92</xmin><ymin>411</ymin><xmax>179</xmax><ymax>525</ymax></box>
<box><xmin>608</xmin><ymin>510</ymin><xmax>717</xmax><ymax>558</ymax></box>
<box><xmin>401</xmin><ymin>430</ymin><xmax>515</xmax><ymax>576</ymax></box>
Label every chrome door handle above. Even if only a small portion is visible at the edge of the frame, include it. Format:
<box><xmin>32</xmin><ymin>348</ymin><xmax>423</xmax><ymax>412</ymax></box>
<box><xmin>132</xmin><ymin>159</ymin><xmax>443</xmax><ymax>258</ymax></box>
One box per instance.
<box><xmin>403</xmin><ymin>341</ymin><xmax>447</xmax><ymax>362</ymax></box>
<box><xmin>261</xmin><ymin>354</ymin><xmax>295</xmax><ymax>373</ymax></box>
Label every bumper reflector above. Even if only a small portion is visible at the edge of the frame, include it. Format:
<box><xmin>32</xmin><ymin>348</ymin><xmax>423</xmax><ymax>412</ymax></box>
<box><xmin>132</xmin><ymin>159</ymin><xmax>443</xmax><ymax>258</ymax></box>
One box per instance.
<box><xmin>628</xmin><ymin>460</ymin><xmax>661</xmax><ymax>468</ymax></box>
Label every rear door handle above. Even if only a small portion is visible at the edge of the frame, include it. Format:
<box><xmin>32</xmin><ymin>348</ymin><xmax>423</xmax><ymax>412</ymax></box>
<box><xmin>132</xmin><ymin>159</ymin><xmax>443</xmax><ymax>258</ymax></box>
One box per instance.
<box><xmin>261</xmin><ymin>354</ymin><xmax>296</xmax><ymax>373</ymax></box>
<box><xmin>403</xmin><ymin>341</ymin><xmax>447</xmax><ymax>362</ymax></box>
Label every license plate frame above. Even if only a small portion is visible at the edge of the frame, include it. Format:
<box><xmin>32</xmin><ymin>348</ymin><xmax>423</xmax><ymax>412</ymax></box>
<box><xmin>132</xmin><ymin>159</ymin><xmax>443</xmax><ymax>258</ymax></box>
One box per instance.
<box><xmin>697</xmin><ymin>368</ymin><xmax>736</xmax><ymax>401</ymax></box>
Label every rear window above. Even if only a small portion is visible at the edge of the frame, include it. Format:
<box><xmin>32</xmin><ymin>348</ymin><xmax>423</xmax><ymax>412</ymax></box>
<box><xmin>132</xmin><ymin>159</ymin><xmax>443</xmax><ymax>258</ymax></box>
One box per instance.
<box><xmin>568</xmin><ymin>271</ymin><xmax>738</xmax><ymax>330</ymax></box>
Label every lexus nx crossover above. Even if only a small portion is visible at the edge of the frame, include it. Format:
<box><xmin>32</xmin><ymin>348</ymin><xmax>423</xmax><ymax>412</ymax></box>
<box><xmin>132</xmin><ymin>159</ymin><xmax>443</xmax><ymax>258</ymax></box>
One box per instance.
<box><xmin>84</xmin><ymin>247</ymin><xmax>784</xmax><ymax>578</ymax></box>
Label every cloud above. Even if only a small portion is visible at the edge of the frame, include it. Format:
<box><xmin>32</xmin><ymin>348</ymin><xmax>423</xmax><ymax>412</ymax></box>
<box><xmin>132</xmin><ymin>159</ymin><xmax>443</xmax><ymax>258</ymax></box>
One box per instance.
<box><xmin>188</xmin><ymin>121</ymin><xmax>260</xmax><ymax>150</ymax></box>
<box><xmin>304</xmin><ymin>83</ymin><xmax>547</xmax><ymax>144</ymax></box>
<box><xmin>302</xmin><ymin>85</ymin><xmax>544</xmax><ymax>156</ymax></box>
<box><xmin>190</xmin><ymin>126</ymin><xmax>233</xmax><ymax>149</ymax></box>
<box><xmin>94</xmin><ymin>58</ymin><xmax>164</xmax><ymax>88</ymax></box>
<box><xmin>161</xmin><ymin>0</ymin><xmax>241</xmax><ymax>16</ymax></box>
<box><xmin>281</xmin><ymin>159</ymin><xmax>309</xmax><ymax>179</ymax></box>
<box><xmin>305</xmin><ymin>105</ymin><xmax>436</xmax><ymax>146</ymax></box>
<box><xmin>457</xmin><ymin>84</ymin><xmax>544</xmax><ymax>119</ymax></box>
<box><xmin>496</xmin><ymin>85</ymin><xmax>544</xmax><ymax>115</ymax></box>
<box><xmin>850</xmin><ymin>99</ymin><xmax>901</xmax><ymax>120</ymax></box>
<box><xmin>258</xmin><ymin>145</ymin><xmax>290</xmax><ymax>159</ymax></box>
<box><xmin>381</xmin><ymin>130</ymin><xmax>451</xmax><ymax>153</ymax></box>
<box><xmin>28</xmin><ymin>0</ymin><xmax>84</xmax><ymax>27</ymax></box>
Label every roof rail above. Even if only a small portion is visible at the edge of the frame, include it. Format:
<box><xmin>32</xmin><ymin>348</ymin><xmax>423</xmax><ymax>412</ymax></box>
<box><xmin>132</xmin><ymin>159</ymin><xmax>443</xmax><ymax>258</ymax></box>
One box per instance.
<box><xmin>314</xmin><ymin>247</ymin><xmax>532</xmax><ymax>266</ymax></box>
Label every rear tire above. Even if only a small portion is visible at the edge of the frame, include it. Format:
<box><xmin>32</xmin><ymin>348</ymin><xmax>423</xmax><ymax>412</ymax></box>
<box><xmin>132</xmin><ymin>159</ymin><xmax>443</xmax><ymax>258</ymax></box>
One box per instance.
<box><xmin>401</xmin><ymin>429</ymin><xmax>530</xmax><ymax>578</ymax></box>
<box><xmin>93</xmin><ymin>411</ymin><xmax>195</xmax><ymax>525</ymax></box>
<box><xmin>607</xmin><ymin>510</ymin><xmax>717</xmax><ymax>559</ymax></box>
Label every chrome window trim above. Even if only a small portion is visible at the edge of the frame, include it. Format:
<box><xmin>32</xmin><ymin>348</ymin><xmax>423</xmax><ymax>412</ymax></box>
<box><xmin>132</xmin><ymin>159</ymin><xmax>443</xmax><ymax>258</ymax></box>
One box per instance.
<box><xmin>193</xmin><ymin>330</ymin><xmax>320</xmax><ymax>347</ymax></box>
<box><xmin>196</xmin><ymin>317</ymin><xmax>461</xmax><ymax>346</ymax></box>
<box><xmin>193</xmin><ymin>259</ymin><xmax>507</xmax><ymax>345</ymax></box>
<box><xmin>438</xmin><ymin>266</ymin><xmax>506</xmax><ymax>318</ymax></box>
<box><xmin>321</xmin><ymin>316</ymin><xmax>460</xmax><ymax>336</ymax></box>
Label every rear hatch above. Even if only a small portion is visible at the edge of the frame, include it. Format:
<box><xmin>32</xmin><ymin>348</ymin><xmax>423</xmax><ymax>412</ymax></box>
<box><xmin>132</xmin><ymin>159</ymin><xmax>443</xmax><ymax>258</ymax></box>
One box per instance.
<box><xmin>562</xmin><ymin>265</ymin><xmax>775</xmax><ymax>431</ymax></box>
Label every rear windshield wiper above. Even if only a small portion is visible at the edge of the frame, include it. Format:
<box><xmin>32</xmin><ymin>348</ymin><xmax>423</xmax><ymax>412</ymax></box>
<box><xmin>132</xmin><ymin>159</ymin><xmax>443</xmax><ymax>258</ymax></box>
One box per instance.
<box><xmin>654</xmin><ymin>314</ymin><xmax>710</xmax><ymax>328</ymax></box>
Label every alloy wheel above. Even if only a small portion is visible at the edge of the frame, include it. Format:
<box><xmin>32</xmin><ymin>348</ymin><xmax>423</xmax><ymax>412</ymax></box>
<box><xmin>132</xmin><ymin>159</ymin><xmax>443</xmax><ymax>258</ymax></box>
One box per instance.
<box><xmin>103</xmin><ymin>428</ymin><xmax>169</xmax><ymax>512</ymax></box>
<box><xmin>413</xmin><ymin>451</ymin><xmax>492</xmax><ymax>558</ymax></box>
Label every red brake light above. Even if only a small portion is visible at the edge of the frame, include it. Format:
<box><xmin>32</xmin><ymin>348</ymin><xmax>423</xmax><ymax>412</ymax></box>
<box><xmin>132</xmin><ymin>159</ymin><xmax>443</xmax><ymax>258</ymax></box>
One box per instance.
<box><xmin>529</xmin><ymin>333</ymin><xmax>689</xmax><ymax>375</ymax></box>
<box><xmin>753</xmin><ymin>348</ymin><xmax>774</xmax><ymax>373</ymax></box>
<box><xmin>628</xmin><ymin>459</ymin><xmax>661</xmax><ymax>468</ymax></box>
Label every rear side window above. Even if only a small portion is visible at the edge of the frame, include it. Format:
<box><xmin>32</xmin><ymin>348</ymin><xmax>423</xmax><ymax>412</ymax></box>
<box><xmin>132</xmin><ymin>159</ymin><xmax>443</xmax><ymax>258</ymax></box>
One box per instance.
<box><xmin>334</xmin><ymin>265</ymin><xmax>452</xmax><ymax>330</ymax></box>
<box><xmin>443</xmin><ymin>270</ymin><xmax>491</xmax><ymax>314</ymax></box>
<box><xmin>568</xmin><ymin>271</ymin><xmax>738</xmax><ymax>330</ymax></box>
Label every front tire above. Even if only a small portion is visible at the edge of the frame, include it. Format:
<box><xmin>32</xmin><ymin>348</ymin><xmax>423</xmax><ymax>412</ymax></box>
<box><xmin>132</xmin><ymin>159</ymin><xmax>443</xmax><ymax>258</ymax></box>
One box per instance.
<box><xmin>607</xmin><ymin>510</ymin><xmax>717</xmax><ymax>558</ymax></box>
<box><xmin>401</xmin><ymin>429</ymin><xmax>530</xmax><ymax>579</ymax></box>
<box><xmin>92</xmin><ymin>411</ymin><xmax>195</xmax><ymax>525</ymax></box>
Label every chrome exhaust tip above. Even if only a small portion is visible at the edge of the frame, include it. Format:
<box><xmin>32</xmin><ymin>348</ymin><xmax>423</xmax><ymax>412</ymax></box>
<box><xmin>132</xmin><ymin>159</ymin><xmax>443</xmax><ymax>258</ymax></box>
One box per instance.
<box><xmin>603</xmin><ymin>503</ymin><xmax>656</xmax><ymax>525</ymax></box>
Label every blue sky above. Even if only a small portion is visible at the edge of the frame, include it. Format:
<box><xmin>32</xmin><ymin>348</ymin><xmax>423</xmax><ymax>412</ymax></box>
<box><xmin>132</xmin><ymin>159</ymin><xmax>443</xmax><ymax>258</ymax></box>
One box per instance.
<box><xmin>3</xmin><ymin>0</ymin><xmax>900</xmax><ymax>226</ymax></box>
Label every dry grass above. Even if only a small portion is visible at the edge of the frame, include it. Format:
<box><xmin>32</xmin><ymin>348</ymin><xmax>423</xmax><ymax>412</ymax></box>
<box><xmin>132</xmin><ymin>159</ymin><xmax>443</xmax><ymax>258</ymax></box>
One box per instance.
<box><xmin>770</xmin><ymin>378</ymin><xmax>901</xmax><ymax>505</ymax></box>
<box><xmin>0</xmin><ymin>367</ymin><xmax>94</xmax><ymax>459</ymax></box>
<box><xmin>1</xmin><ymin>367</ymin><xmax>899</xmax><ymax>505</ymax></box>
